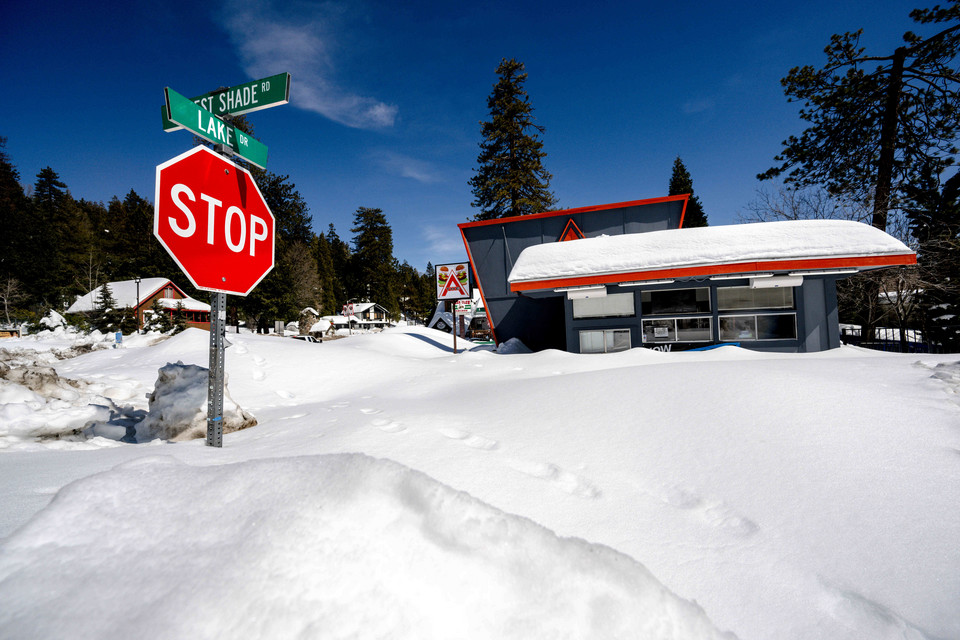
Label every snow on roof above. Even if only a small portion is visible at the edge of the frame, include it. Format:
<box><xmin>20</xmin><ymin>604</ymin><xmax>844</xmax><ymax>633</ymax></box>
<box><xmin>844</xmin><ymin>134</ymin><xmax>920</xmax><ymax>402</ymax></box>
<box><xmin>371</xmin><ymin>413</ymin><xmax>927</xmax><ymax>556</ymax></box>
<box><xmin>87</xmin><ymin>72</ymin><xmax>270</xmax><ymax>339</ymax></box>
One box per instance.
<box><xmin>67</xmin><ymin>279</ymin><xmax>208</xmax><ymax>313</ymax></box>
<box><xmin>154</xmin><ymin>297</ymin><xmax>211</xmax><ymax>312</ymax></box>
<box><xmin>507</xmin><ymin>220</ymin><xmax>915</xmax><ymax>290</ymax></box>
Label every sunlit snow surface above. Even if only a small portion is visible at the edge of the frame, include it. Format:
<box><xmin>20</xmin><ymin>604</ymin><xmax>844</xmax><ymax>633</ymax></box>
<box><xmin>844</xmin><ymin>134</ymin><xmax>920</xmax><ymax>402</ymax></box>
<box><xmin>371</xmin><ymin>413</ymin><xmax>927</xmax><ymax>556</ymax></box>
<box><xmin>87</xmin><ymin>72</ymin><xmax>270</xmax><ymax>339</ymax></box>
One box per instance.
<box><xmin>1</xmin><ymin>326</ymin><xmax>959</xmax><ymax>639</ymax></box>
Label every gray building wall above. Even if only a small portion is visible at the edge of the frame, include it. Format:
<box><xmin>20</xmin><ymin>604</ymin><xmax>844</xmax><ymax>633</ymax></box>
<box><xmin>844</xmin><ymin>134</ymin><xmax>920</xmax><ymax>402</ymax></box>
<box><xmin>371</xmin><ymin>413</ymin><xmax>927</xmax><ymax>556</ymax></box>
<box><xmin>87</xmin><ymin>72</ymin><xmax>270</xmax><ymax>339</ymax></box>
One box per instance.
<box><xmin>558</xmin><ymin>277</ymin><xmax>843</xmax><ymax>354</ymax></box>
<box><xmin>461</xmin><ymin>200</ymin><xmax>685</xmax><ymax>351</ymax></box>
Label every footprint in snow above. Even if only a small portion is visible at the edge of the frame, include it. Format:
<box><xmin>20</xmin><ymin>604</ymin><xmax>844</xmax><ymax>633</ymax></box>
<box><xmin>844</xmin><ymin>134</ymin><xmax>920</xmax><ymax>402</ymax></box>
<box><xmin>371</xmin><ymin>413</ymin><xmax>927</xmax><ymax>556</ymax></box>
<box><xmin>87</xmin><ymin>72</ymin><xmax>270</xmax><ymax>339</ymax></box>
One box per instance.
<box><xmin>252</xmin><ymin>355</ymin><xmax>266</xmax><ymax>366</ymax></box>
<box><xmin>437</xmin><ymin>427</ymin><xmax>499</xmax><ymax>450</ymax></box>
<box><xmin>371</xmin><ymin>417</ymin><xmax>406</xmax><ymax>433</ymax></box>
<box><xmin>656</xmin><ymin>484</ymin><xmax>759</xmax><ymax>538</ymax></box>
<box><xmin>360</xmin><ymin>408</ymin><xmax>382</xmax><ymax>415</ymax></box>
<box><xmin>233</xmin><ymin>343</ymin><xmax>248</xmax><ymax>355</ymax></box>
<box><xmin>507</xmin><ymin>459</ymin><xmax>600</xmax><ymax>498</ymax></box>
<box><xmin>275</xmin><ymin>390</ymin><xmax>295</xmax><ymax>399</ymax></box>
<box><xmin>280</xmin><ymin>413</ymin><xmax>307</xmax><ymax>420</ymax></box>
<box><xmin>252</xmin><ymin>369</ymin><xmax>266</xmax><ymax>381</ymax></box>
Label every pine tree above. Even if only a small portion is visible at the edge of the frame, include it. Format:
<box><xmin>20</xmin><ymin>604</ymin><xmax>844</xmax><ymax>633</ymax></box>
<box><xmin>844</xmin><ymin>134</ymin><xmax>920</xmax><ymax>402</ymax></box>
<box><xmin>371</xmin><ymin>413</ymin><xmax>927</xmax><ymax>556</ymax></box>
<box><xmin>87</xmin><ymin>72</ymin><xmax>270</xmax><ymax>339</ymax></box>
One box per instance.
<box><xmin>351</xmin><ymin>207</ymin><xmax>398</xmax><ymax>316</ymax></box>
<box><xmin>904</xmin><ymin>167</ymin><xmax>960</xmax><ymax>351</ymax></box>
<box><xmin>0</xmin><ymin>137</ymin><xmax>29</xmax><ymax>292</ymax></box>
<box><xmin>238</xmin><ymin>172</ymin><xmax>316</xmax><ymax>331</ymax></box>
<box><xmin>172</xmin><ymin>301</ymin><xmax>188</xmax><ymax>334</ymax></box>
<box><xmin>469</xmin><ymin>58</ymin><xmax>557</xmax><ymax>220</ymax></box>
<box><xmin>668</xmin><ymin>157</ymin><xmax>708</xmax><ymax>227</ymax></box>
<box><xmin>759</xmin><ymin>3</ymin><xmax>960</xmax><ymax>233</ymax></box>
<box><xmin>313</xmin><ymin>232</ymin><xmax>338</xmax><ymax>315</ymax></box>
<box><xmin>145</xmin><ymin>298</ymin><xmax>173</xmax><ymax>333</ymax></box>
<box><xmin>27</xmin><ymin>167</ymin><xmax>73</xmax><ymax>307</ymax></box>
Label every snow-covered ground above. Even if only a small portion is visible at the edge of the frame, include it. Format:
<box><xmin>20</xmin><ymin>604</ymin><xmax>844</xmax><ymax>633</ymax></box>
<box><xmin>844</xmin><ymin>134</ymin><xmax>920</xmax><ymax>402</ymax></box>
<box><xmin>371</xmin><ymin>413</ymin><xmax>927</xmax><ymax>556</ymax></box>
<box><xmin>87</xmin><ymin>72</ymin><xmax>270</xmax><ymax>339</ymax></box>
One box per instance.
<box><xmin>1</xmin><ymin>326</ymin><xmax>958</xmax><ymax>639</ymax></box>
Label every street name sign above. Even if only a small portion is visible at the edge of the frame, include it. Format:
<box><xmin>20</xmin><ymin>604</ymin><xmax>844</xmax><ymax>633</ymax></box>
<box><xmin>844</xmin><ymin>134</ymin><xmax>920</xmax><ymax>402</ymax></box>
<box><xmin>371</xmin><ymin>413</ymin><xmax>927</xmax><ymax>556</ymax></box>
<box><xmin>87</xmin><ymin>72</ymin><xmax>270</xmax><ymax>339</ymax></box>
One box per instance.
<box><xmin>164</xmin><ymin>87</ymin><xmax>269</xmax><ymax>169</ymax></box>
<box><xmin>154</xmin><ymin>146</ymin><xmax>275</xmax><ymax>296</ymax></box>
<box><xmin>162</xmin><ymin>73</ymin><xmax>291</xmax><ymax>132</ymax></box>
<box><xmin>164</xmin><ymin>87</ymin><xmax>270</xmax><ymax>169</ymax></box>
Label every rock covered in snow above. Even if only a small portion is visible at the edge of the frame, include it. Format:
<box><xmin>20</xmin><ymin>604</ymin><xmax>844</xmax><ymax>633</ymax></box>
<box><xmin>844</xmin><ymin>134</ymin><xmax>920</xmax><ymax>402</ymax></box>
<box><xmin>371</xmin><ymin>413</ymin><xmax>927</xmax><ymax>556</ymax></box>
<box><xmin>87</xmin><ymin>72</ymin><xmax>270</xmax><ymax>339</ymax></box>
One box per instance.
<box><xmin>138</xmin><ymin>361</ymin><xmax>256</xmax><ymax>441</ymax></box>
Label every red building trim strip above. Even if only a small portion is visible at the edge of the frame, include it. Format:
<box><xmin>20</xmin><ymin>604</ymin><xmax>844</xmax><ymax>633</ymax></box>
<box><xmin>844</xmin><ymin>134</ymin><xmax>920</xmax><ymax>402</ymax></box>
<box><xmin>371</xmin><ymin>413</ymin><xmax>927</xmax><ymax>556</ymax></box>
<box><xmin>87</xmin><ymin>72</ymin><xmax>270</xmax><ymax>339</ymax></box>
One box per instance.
<box><xmin>509</xmin><ymin>253</ymin><xmax>917</xmax><ymax>293</ymax></box>
<box><xmin>457</xmin><ymin>194</ymin><xmax>690</xmax><ymax>230</ymax></box>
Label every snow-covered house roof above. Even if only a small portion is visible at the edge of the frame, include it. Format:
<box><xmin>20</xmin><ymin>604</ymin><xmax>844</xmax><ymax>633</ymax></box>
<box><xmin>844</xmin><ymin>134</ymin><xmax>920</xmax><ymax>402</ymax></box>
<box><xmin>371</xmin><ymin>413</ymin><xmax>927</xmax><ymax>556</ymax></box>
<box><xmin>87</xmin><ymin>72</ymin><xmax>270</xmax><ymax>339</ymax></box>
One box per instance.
<box><xmin>507</xmin><ymin>220</ymin><xmax>916</xmax><ymax>292</ymax></box>
<box><xmin>67</xmin><ymin>279</ymin><xmax>210</xmax><ymax>313</ymax></box>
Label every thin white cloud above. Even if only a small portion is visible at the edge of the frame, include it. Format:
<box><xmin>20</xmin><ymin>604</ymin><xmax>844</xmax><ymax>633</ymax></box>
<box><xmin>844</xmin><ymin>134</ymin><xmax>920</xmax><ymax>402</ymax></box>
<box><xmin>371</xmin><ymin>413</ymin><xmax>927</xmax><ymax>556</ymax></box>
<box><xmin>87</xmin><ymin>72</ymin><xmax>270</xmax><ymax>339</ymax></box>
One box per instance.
<box><xmin>682</xmin><ymin>97</ymin><xmax>715</xmax><ymax>114</ymax></box>
<box><xmin>422</xmin><ymin>224</ymin><xmax>466</xmax><ymax>257</ymax></box>
<box><xmin>218</xmin><ymin>0</ymin><xmax>397</xmax><ymax>129</ymax></box>
<box><xmin>372</xmin><ymin>150</ymin><xmax>443</xmax><ymax>184</ymax></box>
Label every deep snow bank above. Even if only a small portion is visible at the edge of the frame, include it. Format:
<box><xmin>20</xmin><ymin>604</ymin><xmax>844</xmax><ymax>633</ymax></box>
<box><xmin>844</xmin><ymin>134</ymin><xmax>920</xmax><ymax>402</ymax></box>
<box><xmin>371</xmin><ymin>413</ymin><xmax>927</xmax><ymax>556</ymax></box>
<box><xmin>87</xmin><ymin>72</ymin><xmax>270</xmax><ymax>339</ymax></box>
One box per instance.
<box><xmin>0</xmin><ymin>454</ymin><xmax>734</xmax><ymax>640</ymax></box>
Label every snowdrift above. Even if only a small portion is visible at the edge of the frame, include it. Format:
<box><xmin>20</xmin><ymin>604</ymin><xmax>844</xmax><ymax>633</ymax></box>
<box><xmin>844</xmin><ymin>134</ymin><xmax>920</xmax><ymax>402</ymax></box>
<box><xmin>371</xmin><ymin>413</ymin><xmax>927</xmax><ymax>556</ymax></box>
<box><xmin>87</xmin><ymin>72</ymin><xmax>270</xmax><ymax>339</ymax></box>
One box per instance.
<box><xmin>0</xmin><ymin>454</ymin><xmax>734</xmax><ymax>640</ymax></box>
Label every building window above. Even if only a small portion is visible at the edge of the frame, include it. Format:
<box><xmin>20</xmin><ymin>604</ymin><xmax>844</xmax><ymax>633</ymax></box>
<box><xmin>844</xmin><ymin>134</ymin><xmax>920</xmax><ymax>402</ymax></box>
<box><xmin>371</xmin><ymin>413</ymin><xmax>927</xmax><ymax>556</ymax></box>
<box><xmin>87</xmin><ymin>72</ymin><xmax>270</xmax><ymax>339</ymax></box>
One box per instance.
<box><xmin>641</xmin><ymin>288</ymin><xmax>710</xmax><ymax>315</ymax></box>
<box><xmin>642</xmin><ymin>317</ymin><xmax>712</xmax><ymax>343</ymax></box>
<box><xmin>719</xmin><ymin>313</ymin><xmax>797</xmax><ymax>341</ymax></box>
<box><xmin>580</xmin><ymin>328</ymin><xmax>632</xmax><ymax>353</ymax></box>
<box><xmin>717</xmin><ymin>286</ymin><xmax>794</xmax><ymax>311</ymax></box>
<box><xmin>572</xmin><ymin>292</ymin><xmax>635</xmax><ymax>319</ymax></box>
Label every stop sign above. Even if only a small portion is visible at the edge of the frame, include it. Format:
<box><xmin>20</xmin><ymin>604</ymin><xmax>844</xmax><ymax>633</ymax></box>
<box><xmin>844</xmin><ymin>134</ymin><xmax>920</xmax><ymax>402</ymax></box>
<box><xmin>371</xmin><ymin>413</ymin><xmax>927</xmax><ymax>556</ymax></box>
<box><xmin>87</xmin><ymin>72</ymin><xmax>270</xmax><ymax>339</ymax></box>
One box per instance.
<box><xmin>154</xmin><ymin>146</ymin><xmax>275</xmax><ymax>296</ymax></box>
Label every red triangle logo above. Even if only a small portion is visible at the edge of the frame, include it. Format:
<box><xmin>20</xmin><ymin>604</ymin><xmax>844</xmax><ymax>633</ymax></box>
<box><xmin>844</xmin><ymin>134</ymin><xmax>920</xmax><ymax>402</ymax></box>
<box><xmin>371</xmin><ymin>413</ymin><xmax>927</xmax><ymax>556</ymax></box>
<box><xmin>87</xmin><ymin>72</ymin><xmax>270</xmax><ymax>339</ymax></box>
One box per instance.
<box><xmin>440</xmin><ymin>271</ymin><xmax>469</xmax><ymax>298</ymax></box>
<box><xmin>559</xmin><ymin>219</ymin><xmax>584</xmax><ymax>242</ymax></box>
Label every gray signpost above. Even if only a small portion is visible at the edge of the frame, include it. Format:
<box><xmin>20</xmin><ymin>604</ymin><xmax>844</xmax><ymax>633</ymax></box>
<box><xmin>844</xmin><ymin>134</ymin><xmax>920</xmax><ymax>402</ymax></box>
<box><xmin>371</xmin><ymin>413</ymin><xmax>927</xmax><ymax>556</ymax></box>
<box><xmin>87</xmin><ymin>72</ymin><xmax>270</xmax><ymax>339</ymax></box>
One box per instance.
<box><xmin>206</xmin><ymin>293</ymin><xmax>227</xmax><ymax>447</ymax></box>
<box><xmin>157</xmin><ymin>74</ymin><xmax>289</xmax><ymax>446</ymax></box>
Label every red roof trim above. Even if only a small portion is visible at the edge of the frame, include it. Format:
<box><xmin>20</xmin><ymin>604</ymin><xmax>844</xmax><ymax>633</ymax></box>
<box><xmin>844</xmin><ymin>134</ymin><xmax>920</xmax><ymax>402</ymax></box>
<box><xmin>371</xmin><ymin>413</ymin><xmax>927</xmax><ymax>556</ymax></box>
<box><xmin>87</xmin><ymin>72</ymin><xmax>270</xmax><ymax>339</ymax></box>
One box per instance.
<box><xmin>138</xmin><ymin>280</ymin><xmax>186</xmax><ymax>311</ymax></box>
<box><xmin>509</xmin><ymin>254</ymin><xmax>918</xmax><ymax>293</ymax></box>
<box><xmin>458</xmin><ymin>194</ymin><xmax>690</xmax><ymax>230</ymax></box>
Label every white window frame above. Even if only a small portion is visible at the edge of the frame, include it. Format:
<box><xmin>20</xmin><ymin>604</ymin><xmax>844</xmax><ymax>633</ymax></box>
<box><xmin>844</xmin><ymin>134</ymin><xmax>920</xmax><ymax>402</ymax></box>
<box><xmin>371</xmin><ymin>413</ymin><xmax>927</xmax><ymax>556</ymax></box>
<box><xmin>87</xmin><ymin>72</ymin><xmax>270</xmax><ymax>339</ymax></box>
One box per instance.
<box><xmin>641</xmin><ymin>287</ymin><xmax>711</xmax><ymax>315</ymax></box>
<box><xmin>717</xmin><ymin>286</ymin><xmax>795</xmax><ymax>311</ymax></box>
<box><xmin>641</xmin><ymin>316</ymin><xmax>713</xmax><ymax>343</ymax></box>
<box><xmin>719</xmin><ymin>313</ymin><xmax>797</xmax><ymax>342</ymax></box>
<box><xmin>579</xmin><ymin>328</ymin><xmax>632</xmax><ymax>353</ymax></box>
<box><xmin>572</xmin><ymin>292</ymin><xmax>635</xmax><ymax>319</ymax></box>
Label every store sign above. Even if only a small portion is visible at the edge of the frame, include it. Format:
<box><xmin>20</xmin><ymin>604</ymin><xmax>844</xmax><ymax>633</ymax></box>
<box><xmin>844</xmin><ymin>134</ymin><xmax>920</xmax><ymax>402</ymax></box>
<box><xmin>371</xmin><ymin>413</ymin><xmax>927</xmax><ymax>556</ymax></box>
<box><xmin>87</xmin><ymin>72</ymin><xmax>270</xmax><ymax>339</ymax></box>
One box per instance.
<box><xmin>436</xmin><ymin>262</ymin><xmax>471</xmax><ymax>300</ymax></box>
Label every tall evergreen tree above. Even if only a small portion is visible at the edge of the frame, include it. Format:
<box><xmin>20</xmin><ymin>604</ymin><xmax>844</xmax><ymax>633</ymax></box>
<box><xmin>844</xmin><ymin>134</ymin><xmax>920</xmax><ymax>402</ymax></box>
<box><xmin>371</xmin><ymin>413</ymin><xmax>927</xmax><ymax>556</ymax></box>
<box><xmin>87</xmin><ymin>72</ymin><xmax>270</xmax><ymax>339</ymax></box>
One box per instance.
<box><xmin>239</xmin><ymin>172</ymin><xmax>316</xmax><ymax>331</ymax></box>
<box><xmin>351</xmin><ymin>207</ymin><xmax>398</xmax><ymax>316</ymax></box>
<box><xmin>0</xmin><ymin>137</ymin><xmax>30</xmax><ymax>293</ymax></box>
<box><xmin>326</xmin><ymin>223</ymin><xmax>352</xmax><ymax>309</ymax></box>
<box><xmin>28</xmin><ymin>167</ymin><xmax>73</xmax><ymax>307</ymax></box>
<box><xmin>469</xmin><ymin>58</ymin><xmax>557</xmax><ymax>220</ymax></box>
<box><xmin>904</xmin><ymin>167</ymin><xmax>960</xmax><ymax>351</ymax></box>
<box><xmin>758</xmin><ymin>2</ymin><xmax>960</xmax><ymax>233</ymax></box>
<box><xmin>668</xmin><ymin>157</ymin><xmax>708</xmax><ymax>227</ymax></box>
<box><xmin>313</xmin><ymin>232</ymin><xmax>338</xmax><ymax>315</ymax></box>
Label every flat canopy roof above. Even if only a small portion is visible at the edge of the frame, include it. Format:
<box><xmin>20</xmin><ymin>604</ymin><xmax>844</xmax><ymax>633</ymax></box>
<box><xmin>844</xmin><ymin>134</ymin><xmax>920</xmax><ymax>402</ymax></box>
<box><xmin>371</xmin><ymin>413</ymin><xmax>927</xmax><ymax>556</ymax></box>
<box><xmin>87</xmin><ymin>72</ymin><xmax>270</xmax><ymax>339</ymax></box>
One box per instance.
<box><xmin>507</xmin><ymin>220</ymin><xmax>916</xmax><ymax>292</ymax></box>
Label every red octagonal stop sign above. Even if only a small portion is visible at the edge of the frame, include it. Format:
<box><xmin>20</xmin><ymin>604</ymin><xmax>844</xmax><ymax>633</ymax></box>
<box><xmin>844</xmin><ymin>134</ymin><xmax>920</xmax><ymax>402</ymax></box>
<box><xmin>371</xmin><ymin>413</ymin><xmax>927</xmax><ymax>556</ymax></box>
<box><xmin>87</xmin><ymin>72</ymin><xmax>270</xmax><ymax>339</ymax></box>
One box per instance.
<box><xmin>154</xmin><ymin>146</ymin><xmax>275</xmax><ymax>296</ymax></box>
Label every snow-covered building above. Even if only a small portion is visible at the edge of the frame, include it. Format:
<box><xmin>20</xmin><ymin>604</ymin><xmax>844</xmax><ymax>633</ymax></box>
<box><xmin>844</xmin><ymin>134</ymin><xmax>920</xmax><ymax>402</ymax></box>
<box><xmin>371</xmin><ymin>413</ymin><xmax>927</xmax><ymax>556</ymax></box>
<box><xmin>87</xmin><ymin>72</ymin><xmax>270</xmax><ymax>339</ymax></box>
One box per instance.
<box><xmin>459</xmin><ymin>196</ymin><xmax>916</xmax><ymax>353</ymax></box>
<box><xmin>67</xmin><ymin>278</ymin><xmax>211</xmax><ymax>330</ymax></box>
<box><xmin>344</xmin><ymin>302</ymin><xmax>392</xmax><ymax>329</ymax></box>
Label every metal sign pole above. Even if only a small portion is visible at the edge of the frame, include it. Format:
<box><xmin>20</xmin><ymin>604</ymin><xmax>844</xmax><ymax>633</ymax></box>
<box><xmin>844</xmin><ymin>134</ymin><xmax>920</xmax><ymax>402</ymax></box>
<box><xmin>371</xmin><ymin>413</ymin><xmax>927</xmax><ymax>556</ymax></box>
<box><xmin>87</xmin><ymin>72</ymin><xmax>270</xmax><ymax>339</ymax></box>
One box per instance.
<box><xmin>451</xmin><ymin>301</ymin><xmax>457</xmax><ymax>354</ymax></box>
<box><xmin>207</xmin><ymin>292</ymin><xmax>227</xmax><ymax>447</ymax></box>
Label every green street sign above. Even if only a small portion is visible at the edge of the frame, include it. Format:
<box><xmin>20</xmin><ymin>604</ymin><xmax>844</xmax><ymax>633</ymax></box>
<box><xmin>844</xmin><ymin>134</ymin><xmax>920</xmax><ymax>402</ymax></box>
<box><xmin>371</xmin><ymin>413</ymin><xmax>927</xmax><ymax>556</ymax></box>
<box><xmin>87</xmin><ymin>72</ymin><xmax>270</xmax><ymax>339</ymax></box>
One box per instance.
<box><xmin>164</xmin><ymin>87</ymin><xmax>269</xmax><ymax>169</ymax></box>
<box><xmin>161</xmin><ymin>73</ymin><xmax>291</xmax><ymax>132</ymax></box>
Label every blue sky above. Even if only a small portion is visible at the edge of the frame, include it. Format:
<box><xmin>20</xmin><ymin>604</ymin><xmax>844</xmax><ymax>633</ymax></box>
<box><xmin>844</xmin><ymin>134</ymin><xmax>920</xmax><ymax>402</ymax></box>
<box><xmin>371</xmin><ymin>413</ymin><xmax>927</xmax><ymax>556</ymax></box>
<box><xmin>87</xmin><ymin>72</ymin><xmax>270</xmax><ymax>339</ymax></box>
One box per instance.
<box><xmin>0</xmin><ymin>0</ymin><xmax>929</xmax><ymax>271</ymax></box>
